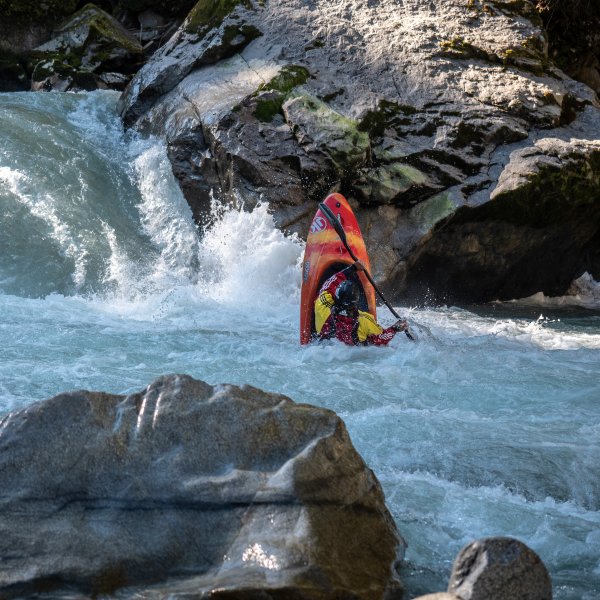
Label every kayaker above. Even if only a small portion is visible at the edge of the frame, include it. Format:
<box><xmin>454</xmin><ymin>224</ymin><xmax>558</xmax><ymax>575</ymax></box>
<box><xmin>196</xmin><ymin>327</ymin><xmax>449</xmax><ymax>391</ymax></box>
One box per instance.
<box><xmin>314</xmin><ymin>261</ymin><xmax>408</xmax><ymax>346</ymax></box>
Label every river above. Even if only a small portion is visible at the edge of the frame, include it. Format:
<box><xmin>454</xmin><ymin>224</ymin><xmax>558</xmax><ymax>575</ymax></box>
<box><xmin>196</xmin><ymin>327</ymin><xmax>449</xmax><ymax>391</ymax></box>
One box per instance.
<box><xmin>1</xmin><ymin>91</ymin><xmax>599</xmax><ymax>599</ymax></box>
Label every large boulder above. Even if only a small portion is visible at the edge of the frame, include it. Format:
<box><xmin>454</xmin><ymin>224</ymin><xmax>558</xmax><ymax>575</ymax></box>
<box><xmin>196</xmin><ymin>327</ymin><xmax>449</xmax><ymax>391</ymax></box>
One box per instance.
<box><xmin>30</xmin><ymin>3</ymin><xmax>144</xmax><ymax>91</ymax></box>
<box><xmin>404</xmin><ymin>136</ymin><xmax>600</xmax><ymax>303</ymax></box>
<box><xmin>117</xmin><ymin>0</ymin><xmax>600</xmax><ymax>303</ymax></box>
<box><xmin>0</xmin><ymin>374</ymin><xmax>405</xmax><ymax>599</ymax></box>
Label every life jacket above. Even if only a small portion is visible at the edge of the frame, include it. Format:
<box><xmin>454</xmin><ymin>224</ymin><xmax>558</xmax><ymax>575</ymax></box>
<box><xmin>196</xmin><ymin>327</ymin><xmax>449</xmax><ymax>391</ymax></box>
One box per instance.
<box><xmin>314</xmin><ymin>270</ymin><xmax>398</xmax><ymax>346</ymax></box>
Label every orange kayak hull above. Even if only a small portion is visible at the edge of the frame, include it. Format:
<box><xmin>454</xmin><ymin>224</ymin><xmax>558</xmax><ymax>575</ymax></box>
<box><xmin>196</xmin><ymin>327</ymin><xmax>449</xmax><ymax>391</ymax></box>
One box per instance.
<box><xmin>300</xmin><ymin>193</ymin><xmax>376</xmax><ymax>344</ymax></box>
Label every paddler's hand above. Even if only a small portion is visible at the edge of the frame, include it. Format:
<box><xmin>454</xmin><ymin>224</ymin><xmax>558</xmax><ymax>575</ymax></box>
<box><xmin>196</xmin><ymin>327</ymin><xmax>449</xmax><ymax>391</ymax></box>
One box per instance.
<box><xmin>392</xmin><ymin>319</ymin><xmax>408</xmax><ymax>332</ymax></box>
<box><xmin>353</xmin><ymin>260</ymin><xmax>365</xmax><ymax>272</ymax></box>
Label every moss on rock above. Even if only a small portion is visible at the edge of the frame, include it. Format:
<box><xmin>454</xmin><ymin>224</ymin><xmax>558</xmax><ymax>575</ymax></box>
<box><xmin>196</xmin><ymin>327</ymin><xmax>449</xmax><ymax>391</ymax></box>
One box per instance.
<box><xmin>252</xmin><ymin>65</ymin><xmax>310</xmax><ymax>122</ymax></box>
<box><xmin>184</xmin><ymin>0</ymin><xmax>253</xmax><ymax>35</ymax></box>
<box><xmin>410</xmin><ymin>191</ymin><xmax>457</xmax><ymax>229</ymax></box>
<box><xmin>283</xmin><ymin>93</ymin><xmax>370</xmax><ymax>172</ymax></box>
<box><xmin>354</xmin><ymin>162</ymin><xmax>431</xmax><ymax>205</ymax></box>
<box><xmin>489</xmin><ymin>153</ymin><xmax>600</xmax><ymax>227</ymax></box>
<box><xmin>439</xmin><ymin>37</ymin><xmax>491</xmax><ymax>61</ymax></box>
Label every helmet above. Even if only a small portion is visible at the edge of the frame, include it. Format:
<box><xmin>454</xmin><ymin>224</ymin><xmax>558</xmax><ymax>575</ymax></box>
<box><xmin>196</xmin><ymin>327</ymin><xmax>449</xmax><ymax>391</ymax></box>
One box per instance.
<box><xmin>335</xmin><ymin>280</ymin><xmax>360</xmax><ymax>308</ymax></box>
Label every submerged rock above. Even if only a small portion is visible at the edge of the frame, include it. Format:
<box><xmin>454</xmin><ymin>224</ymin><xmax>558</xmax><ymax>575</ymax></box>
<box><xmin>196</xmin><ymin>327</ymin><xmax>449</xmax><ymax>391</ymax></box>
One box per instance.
<box><xmin>0</xmin><ymin>374</ymin><xmax>405</xmax><ymax>599</ymax></box>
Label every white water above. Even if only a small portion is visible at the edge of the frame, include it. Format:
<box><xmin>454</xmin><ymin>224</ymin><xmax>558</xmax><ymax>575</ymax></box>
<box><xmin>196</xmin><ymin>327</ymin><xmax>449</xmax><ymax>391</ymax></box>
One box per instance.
<box><xmin>1</xmin><ymin>91</ymin><xmax>599</xmax><ymax>599</ymax></box>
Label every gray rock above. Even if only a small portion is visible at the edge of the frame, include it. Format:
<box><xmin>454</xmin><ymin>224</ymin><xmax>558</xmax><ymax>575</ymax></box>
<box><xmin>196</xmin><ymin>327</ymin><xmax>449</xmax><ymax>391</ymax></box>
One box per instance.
<box><xmin>0</xmin><ymin>374</ymin><xmax>405</xmax><ymax>599</ymax></box>
<box><xmin>118</xmin><ymin>0</ymin><xmax>600</xmax><ymax>302</ymax></box>
<box><xmin>404</xmin><ymin>137</ymin><xmax>600</xmax><ymax>302</ymax></box>
<box><xmin>447</xmin><ymin>537</ymin><xmax>552</xmax><ymax>600</ymax></box>
<box><xmin>412</xmin><ymin>595</ymin><xmax>460</xmax><ymax>600</ymax></box>
<box><xmin>117</xmin><ymin>1</ymin><xmax>262</xmax><ymax>128</ymax></box>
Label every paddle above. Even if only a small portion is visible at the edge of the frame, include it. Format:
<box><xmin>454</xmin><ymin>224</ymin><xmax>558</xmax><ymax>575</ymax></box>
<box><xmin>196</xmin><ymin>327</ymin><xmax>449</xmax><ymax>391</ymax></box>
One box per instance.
<box><xmin>318</xmin><ymin>202</ymin><xmax>416</xmax><ymax>341</ymax></box>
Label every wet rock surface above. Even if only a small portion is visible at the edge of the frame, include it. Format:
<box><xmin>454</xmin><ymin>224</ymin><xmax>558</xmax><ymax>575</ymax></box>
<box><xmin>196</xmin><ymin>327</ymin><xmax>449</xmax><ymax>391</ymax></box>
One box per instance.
<box><xmin>0</xmin><ymin>374</ymin><xmax>405</xmax><ymax>599</ymax></box>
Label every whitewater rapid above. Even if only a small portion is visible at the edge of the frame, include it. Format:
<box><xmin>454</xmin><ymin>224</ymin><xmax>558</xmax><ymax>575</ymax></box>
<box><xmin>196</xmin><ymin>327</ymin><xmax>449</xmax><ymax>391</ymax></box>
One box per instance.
<box><xmin>1</xmin><ymin>91</ymin><xmax>599</xmax><ymax>599</ymax></box>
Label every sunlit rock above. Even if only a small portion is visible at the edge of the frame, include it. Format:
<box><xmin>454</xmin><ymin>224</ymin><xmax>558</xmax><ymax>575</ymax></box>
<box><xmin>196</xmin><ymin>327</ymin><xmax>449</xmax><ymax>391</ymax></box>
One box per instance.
<box><xmin>116</xmin><ymin>0</ymin><xmax>600</xmax><ymax>303</ymax></box>
<box><xmin>0</xmin><ymin>374</ymin><xmax>405</xmax><ymax>599</ymax></box>
<box><xmin>117</xmin><ymin>0</ymin><xmax>262</xmax><ymax>127</ymax></box>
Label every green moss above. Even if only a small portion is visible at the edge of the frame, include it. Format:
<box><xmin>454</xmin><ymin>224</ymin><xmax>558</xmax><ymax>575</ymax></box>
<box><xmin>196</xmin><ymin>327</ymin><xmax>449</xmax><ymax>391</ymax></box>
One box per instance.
<box><xmin>254</xmin><ymin>93</ymin><xmax>285</xmax><ymax>122</ymax></box>
<box><xmin>484</xmin><ymin>152</ymin><xmax>600</xmax><ymax>227</ymax></box>
<box><xmin>285</xmin><ymin>94</ymin><xmax>370</xmax><ymax>169</ymax></box>
<box><xmin>491</xmin><ymin>0</ymin><xmax>544</xmax><ymax>26</ymax></box>
<box><xmin>411</xmin><ymin>192</ymin><xmax>457</xmax><ymax>228</ymax></box>
<box><xmin>258</xmin><ymin>65</ymin><xmax>310</xmax><ymax>95</ymax></box>
<box><xmin>221</xmin><ymin>23</ymin><xmax>262</xmax><ymax>48</ymax></box>
<box><xmin>497</xmin><ymin>38</ymin><xmax>547</xmax><ymax>73</ymax></box>
<box><xmin>252</xmin><ymin>65</ymin><xmax>310</xmax><ymax>122</ymax></box>
<box><xmin>31</xmin><ymin>58</ymin><xmax>74</xmax><ymax>80</ymax></box>
<box><xmin>184</xmin><ymin>0</ymin><xmax>252</xmax><ymax>35</ymax></box>
<box><xmin>305</xmin><ymin>38</ymin><xmax>325</xmax><ymax>51</ymax></box>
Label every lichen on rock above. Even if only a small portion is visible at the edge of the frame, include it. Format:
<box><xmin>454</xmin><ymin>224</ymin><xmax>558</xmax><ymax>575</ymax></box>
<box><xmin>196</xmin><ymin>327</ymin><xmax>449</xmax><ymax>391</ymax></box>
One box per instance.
<box><xmin>283</xmin><ymin>93</ymin><xmax>370</xmax><ymax>173</ymax></box>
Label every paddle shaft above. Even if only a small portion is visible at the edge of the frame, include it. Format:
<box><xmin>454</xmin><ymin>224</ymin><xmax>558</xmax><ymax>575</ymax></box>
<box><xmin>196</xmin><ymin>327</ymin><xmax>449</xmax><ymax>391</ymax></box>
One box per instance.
<box><xmin>318</xmin><ymin>203</ymin><xmax>415</xmax><ymax>341</ymax></box>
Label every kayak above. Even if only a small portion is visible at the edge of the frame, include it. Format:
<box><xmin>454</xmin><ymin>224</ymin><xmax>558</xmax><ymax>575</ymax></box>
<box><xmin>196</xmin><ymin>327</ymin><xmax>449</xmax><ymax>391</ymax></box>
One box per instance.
<box><xmin>300</xmin><ymin>193</ymin><xmax>376</xmax><ymax>344</ymax></box>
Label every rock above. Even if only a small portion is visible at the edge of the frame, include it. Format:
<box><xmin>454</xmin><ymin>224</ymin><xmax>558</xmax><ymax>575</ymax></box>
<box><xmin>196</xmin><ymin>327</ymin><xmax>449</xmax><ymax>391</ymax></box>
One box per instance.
<box><xmin>412</xmin><ymin>595</ymin><xmax>460</xmax><ymax>600</ymax></box>
<box><xmin>404</xmin><ymin>137</ymin><xmax>600</xmax><ymax>303</ymax></box>
<box><xmin>117</xmin><ymin>0</ymin><xmax>600</xmax><ymax>303</ymax></box>
<box><xmin>117</xmin><ymin>0</ymin><xmax>263</xmax><ymax>128</ymax></box>
<box><xmin>0</xmin><ymin>374</ymin><xmax>405</xmax><ymax>599</ymax></box>
<box><xmin>0</xmin><ymin>51</ymin><xmax>29</xmax><ymax>92</ymax></box>
<box><xmin>30</xmin><ymin>3</ymin><xmax>144</xmax><ymax>92</ymax></box>
<box><xmin>447</xmin><ymin>537</ymin><xmax>552</xmax><ymax>600</ymax></box>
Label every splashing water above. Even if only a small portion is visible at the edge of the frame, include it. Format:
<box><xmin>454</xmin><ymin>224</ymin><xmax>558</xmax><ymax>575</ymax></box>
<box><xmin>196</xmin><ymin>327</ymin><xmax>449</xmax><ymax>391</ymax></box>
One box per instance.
<box><xmin>1</xmin><ymin>92</ymin><xmax>599</xmax><ymax>600</ymax></box>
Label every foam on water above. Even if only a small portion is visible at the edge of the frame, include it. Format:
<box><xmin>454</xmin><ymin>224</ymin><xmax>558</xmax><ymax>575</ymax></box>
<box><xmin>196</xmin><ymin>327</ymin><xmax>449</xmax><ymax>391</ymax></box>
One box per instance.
<box><xmin>1</xmin><ymin>91</ymin><xmax>599</xmax><ymax>600</ymax></box>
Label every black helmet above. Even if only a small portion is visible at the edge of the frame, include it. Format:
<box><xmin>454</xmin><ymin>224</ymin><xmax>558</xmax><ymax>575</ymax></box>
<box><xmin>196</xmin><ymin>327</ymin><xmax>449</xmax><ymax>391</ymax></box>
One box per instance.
<box><xmin>335</xmin><ymin>280</ymin><xmax>360</xmax><ymax>308</ymax></box>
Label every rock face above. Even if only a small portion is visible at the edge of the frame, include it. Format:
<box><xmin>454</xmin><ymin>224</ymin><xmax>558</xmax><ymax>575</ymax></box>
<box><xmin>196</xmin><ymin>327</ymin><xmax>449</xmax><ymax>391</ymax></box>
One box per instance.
<box><xmin>447</xmin><ymin>537</ymin><xmax>552</xmax><ymax>600</ymax></box>
<box><xmin>405</xmin><ymin>137</ymin><xmax>600</xmax><ymax>302</ymax></box>
<box><xmin>0</xmin><ymin>374</ymin><xmax>405</xmax><ymax>599</ymax></box>
<box><xmin>118</xmin><ymin>0</ymin><xmax>600</xmax><ymax>303</ymax></box>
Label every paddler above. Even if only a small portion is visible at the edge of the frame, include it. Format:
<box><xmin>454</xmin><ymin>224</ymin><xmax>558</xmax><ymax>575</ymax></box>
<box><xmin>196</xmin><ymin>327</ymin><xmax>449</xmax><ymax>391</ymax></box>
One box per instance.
<box><xmin>314</xmin><ymin>261</ymin><xmax>408</xmax><ymax>346</ymax></box>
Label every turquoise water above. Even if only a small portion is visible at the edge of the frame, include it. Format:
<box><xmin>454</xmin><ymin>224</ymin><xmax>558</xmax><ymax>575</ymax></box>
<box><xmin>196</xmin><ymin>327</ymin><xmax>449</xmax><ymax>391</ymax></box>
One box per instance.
<box><xmin>1</xmin><ymin>91</ymin><xmax>599</xmax><ymax>599</ymax></box>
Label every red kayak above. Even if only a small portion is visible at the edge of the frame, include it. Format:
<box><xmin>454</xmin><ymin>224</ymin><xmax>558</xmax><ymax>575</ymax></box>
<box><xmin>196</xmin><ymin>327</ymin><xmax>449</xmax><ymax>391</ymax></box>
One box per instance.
<box><xmin>299</xmin><ymin>193</ymin><xmax>376</xmax><ymax>344</ymax></box>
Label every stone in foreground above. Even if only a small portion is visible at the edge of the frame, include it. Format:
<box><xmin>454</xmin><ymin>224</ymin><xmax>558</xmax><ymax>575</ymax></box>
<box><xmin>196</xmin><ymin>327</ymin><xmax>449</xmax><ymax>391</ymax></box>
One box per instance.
<box><xmin>447</xmin><ymin>537</ymin><xmax>552</xmax><ymax>600</ymax></box>
<box><xmin>0</xmin><ymin>374</ymin><xmax>405</xmax><ymax>599</ymax></box>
